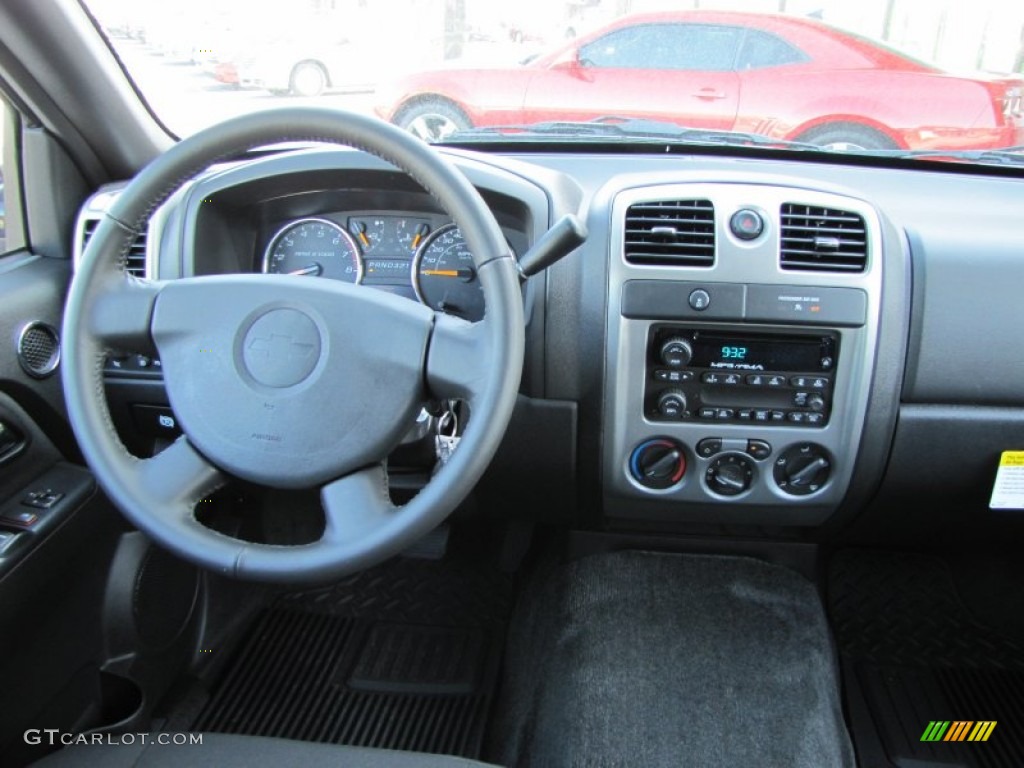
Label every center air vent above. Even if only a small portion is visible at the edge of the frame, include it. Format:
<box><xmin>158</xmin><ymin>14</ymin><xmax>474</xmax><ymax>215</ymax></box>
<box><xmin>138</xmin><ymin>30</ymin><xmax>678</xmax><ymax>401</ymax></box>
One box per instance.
<box><xmin>780</xmin><ymin>204</ymin><xmax>867</xmax><ymax>273</ymax></box>
<box><xmin>81</xmin><ymin>218</ymin><xmax>148</xmax><ymax>278</ymax></box>
<box><xmin>624</xmin><ymin>199</ymin><xmax>715</xmax><ymax>267</ymax></box>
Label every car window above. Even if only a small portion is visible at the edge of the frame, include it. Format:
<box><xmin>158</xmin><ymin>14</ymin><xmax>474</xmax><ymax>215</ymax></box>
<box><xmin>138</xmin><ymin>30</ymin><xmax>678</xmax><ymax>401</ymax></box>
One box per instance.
<box><xmin>579</xmin><ymin>23</ymin><xmax>743</xmax><ymax>71</ymax></box>
<box><xmin>0</xmin><ymin>145</ymin><xmax>6</xmax><ymax>254</ymax></box>
<box><xmin>82</xmin><ymin>1</ymin><xmax>1024</xmax><ymax>164</ymax></box>
<box><xmin>737</xmin><ymin>29</ymin><xmax>809</xmax><ymax>70</ymax></box>
<box><xmin>0</xmin><ymin>96</ymin><xmax>23</xmax><ymax>255</ymax></box>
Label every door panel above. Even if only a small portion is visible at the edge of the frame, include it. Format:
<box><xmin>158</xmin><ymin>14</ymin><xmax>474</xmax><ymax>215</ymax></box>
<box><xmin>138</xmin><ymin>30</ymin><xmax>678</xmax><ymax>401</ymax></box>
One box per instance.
<box><xmin>524</xmin><ymin>22</ymin><xmax>742</xmax><ymax>129</ymax></box>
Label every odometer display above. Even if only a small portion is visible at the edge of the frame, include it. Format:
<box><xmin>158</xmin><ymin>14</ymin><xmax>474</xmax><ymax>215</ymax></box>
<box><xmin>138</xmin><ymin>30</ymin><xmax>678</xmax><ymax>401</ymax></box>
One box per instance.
<box><xmin>412</xmin><ymin>224</ymin><xmax>484</xmax><ymax>321</ymax></box>
<box><xmin>263</xmin><ymin>218</ymin><xmax>363</xmax><ymax>282</ymax></box>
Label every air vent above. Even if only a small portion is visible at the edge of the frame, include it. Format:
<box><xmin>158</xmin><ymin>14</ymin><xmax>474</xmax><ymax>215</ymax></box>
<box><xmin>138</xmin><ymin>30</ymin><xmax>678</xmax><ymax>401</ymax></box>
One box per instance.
<box><xmin>780</xmin><ymin>204</ymin><xmax>867</xmax><ymax>273</ymax></box>
<box><xmin>81</xmin><ymin>218</ymin><xmax>148</xmax><ymax>278</ymax></box>
<box><xmin>624</xmin><ymin>199</ymin><xmax>715</xmax><ymax>267</ymax></box>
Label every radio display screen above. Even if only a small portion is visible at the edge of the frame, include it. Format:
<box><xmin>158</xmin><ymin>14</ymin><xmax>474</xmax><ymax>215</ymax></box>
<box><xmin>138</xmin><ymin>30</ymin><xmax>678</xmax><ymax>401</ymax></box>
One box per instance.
<box><xmin>690</xmin><ymin>335</ymin><xmax>827</xmax><ymax>372</ymax></box>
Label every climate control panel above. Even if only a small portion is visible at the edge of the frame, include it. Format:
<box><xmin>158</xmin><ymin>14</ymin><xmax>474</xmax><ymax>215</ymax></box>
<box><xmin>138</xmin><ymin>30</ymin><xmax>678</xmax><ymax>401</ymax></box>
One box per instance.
<box><xmin>626</xmin><ymin>436</ymin><xmax>833</xmax><ymax>498</ymax></box>
<box><xmin>604</xmin><ymin>182</ymin><xmax>881</xmax><ymax>524</ymax></box>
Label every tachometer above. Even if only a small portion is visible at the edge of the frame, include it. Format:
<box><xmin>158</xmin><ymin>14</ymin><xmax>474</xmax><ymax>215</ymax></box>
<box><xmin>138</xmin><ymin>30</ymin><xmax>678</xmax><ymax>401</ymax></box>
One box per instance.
<box><xmin>412</xmin><ymin>224</ymin><xmax>485</xmax><ymax>321</ymax></box>
<box><xmin>263</xmin><ymin>218</ymin><xmax>363</xmax><ymax>282</ymax></box>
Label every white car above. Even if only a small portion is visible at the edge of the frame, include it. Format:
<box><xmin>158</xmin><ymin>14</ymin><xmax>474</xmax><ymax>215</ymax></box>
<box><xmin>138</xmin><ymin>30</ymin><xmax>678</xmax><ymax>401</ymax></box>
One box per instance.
<box><xmin>235</xmin><ymin>34</ymin><xmax>377</xmax><ymax>97</ymax></box>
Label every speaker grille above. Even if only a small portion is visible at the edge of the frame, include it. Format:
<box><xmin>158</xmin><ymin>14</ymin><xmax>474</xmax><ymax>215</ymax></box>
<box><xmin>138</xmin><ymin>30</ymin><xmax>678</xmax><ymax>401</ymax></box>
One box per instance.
<box><xmin>18</xmin><ymin>322</ymin><xmax>60</xmax><ymax>378</ymax></box>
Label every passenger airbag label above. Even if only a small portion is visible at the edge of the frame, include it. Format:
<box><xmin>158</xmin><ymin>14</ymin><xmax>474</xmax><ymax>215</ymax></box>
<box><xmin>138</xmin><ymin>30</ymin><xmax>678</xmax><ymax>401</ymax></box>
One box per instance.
<box><xmin>989</xmin><ymin>451</ymin><xmax>1024</xmax><ymax>509</ymax></box>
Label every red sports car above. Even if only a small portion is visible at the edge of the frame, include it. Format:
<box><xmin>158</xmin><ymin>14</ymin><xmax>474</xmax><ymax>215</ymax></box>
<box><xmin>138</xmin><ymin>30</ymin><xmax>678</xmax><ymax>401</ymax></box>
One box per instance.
<box><xmin>375</xmin><ymin>10</ymin><xmax>1024</xmax><ymax>150</ymax></box>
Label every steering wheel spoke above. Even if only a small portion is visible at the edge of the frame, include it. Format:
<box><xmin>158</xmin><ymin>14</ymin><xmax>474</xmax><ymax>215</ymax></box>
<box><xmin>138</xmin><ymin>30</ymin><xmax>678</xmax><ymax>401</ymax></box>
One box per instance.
<box><xmin>135</xmin><ymin>436</ymin><xmax>224</xmax><ymax>510</ymax></box>
<box><xmin>320</xmin><ymin>464</ymin><xmax>398</xmax><ymax>544</ymax></box>
<box><xmin>88</xmin><ymin>274</ymin><xmax>161</xmax><ymax>355</ymax></box>
<box><xmin>426</xmin><ymin>313</ymin><xmax>490</xmax><ymax>401</ymax></box>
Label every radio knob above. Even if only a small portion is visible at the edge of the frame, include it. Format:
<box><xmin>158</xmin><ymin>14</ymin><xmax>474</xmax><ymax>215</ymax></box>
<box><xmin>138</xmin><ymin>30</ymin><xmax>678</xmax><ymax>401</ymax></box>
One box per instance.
<box><xmin>656</xmin><ymin>389</ymin><xmax>688</xmax><ymax>419</ymax></box>
<box><xmin>806</xmin><ymin>393</ymin><xmax>826</xmax><ymax>412</ymax></box>
<box><xmin>660</xmin><ymin>338</ymin><xmax>693</xmax><ymax>368</ymax></box>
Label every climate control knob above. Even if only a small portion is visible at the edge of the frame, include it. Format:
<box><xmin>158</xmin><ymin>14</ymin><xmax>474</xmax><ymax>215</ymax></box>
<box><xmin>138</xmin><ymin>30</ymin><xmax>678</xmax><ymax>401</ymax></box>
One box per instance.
<box><xmin>629</xmin><ymin>438</ymin><xmax>687</xmax><ymax>490</ymax></box>
<box><xmin>659</xmin><ymin>338</ymin><xmax>693</xmax><ymax>368</ymax></box>
<box><xmin>656</xmin><ymin>389</ymin><xmax>688</xmax><ymax>419</ymax></box>
<box><xmin>706</xmin><ymin>453</ymin><xmax>755</xmax><ymax>496</ymax></box>
<box><xmin>774</xmin><ymin>443</ymin><xmax>831</xmax><ymax>495</ymax></box>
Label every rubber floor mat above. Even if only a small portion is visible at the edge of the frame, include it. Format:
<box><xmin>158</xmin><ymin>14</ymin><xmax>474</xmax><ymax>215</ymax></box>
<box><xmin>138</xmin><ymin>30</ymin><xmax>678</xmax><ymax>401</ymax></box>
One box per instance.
<box><xmin>829</xmin><ymin>550</ymin><xmax>1024</xmax><ymax>768</ymax></box>
<box><xmin>193</xmin><ymin>557</ymin><xmax>512</xmax><ymax>758</ymax></box>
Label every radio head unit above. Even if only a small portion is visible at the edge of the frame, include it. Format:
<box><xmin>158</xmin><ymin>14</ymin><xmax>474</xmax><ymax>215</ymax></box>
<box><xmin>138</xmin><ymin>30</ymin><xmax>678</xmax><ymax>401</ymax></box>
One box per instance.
<box><xmin>645</xmin><ymin>327</ymin><xmax>838</xmax><ymax>427</ymax></box>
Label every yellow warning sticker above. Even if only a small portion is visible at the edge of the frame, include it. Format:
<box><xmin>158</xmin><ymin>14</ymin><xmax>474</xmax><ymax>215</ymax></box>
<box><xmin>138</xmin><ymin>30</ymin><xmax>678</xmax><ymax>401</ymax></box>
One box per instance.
<box><xmin>991</xmin><ymin>451</ymin><xmax>1024</xmax><ymax>509</ymax></box>
<box><xmin>1000</xmin><ymin>451</ymin><xmax>1024</xmax><ymax>467</ymax></box>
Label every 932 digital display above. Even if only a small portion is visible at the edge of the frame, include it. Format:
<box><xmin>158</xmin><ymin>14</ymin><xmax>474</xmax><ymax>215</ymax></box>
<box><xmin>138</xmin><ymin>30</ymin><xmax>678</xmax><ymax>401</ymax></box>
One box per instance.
<box><xmin>689</xmin><ymin>333</ymin><xmax>834</xmax><ymax>372</ymax></box>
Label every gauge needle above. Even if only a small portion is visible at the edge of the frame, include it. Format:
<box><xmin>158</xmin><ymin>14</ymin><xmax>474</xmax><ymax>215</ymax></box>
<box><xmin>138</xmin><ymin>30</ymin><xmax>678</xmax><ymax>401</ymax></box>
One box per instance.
<box><xmin>289</xmin><ymin>264</ymin><xmax>323</xmax><ymax>276</ymax></box>
<box><xmin>422</xmin><ymin>268</ymin><xmax>475</xmax><ymax>280</ymax></box>
<box><xmin>411</xmin><ymin>223</ymin><xmax>430</xmax><ymax>250</ymax></box>
<box><xmin>351</xmin><ymin>221</ymin><xmax>371</xmax><ymax>248</ymax></box>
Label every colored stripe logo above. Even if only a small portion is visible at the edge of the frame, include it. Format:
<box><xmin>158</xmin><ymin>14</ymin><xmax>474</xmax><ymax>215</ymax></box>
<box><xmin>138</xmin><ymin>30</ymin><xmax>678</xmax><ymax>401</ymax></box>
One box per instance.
<box><xmin>920</xmin><ymin>721</ymin><xmax>997</xmax><ymax>742</ymax></box>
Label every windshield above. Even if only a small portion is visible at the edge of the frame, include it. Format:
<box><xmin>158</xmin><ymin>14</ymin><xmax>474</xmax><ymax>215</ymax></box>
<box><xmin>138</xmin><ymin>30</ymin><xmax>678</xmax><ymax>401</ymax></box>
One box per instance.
<box><xmin>84</xmin><ymin>0</ymin><xmax>1024</xmax><ymax>165</ymax></box>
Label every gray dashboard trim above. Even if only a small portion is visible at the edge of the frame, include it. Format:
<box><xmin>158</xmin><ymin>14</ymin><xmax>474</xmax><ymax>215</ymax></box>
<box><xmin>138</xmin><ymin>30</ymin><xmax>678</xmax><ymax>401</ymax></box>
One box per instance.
<box><xmin>601</xmin><ymin>175</ymin><xmax>886</xmax><ymax>525</ymax></box>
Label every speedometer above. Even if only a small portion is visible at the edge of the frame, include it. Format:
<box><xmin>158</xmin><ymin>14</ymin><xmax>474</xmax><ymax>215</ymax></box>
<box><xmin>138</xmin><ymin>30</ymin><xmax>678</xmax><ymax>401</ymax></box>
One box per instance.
<box><xmin>412</xmin><ymin>224</ymin><xmax>485</xmax><ymax>321</ymax></box>
<box><xmin>263</xmin><ymin>218</ymin><xmax>363</xmax><ymax>282</ymax></box>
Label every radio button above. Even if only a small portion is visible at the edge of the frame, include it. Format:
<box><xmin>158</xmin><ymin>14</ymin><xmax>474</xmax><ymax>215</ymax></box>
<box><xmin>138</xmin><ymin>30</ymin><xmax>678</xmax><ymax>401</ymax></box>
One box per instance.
<box><xmin>716</xmin><ymin>408</ymin><xmax>735</xmax><ymax>420</ymax></box>
<box><xmin>753</xmin><ymin>410</ymin><xmax>770</xmax><ymax>422</ymax></box>
<box><xmin>697</xmin><ymin>438</ymin><xmax>723</xmax><ymax>458</ymax></box>
<box><xmin>654</xmin><ymin>369</ymin><xmax>694</xmax><ymax>383</ymax></box>
<box><xmin>793</xmin><ymin>391</ymin><xmax>810</xmax><ymax>407</ymax></box>
<box><xmin>723</xmin><ymin>374</ymin><xmax>742</xmax><ymax>386</ymax></box>
<box><xmin>703</xmin><ymin>372</ymin><xmax>722</xmax><ymax>385</ymax></box>
<box><xmin>699</xmin><ymin>408</ymin><xmax>717</xmax><ymax>419</ymax></box>
<box><xmin>771</xmin><ymin>411</ymin><xmax>786</xmax><ymax>422</ymax></box>
<box><xmin>806</xmin><ymin>413</ymin><xmax>825</xmax><ymax>425</ymax></box>
<box><xmin>767</xmin><ymin>375</ymin><xmax>787</xmax><ymax>387</ymax></box>
<box><xmin>788</xmin><ymin>412</ymin><xmax>807</xmax><ymax>423</ymax></box>
<box><xmin>790</xmin><ymin>376</ymin><xmax>810</xmax><ymax>388</ymax></box>
<box><xmin>746</xmin><ymin>374</ymin><xmax>766</xmax><ymax>386</ymax></box>
<box><xmin>737</xmin><ymin>409</ymin><xmax>753</xmax><ymax>421</ymax></box>
<box><xmin>810</xmin><ymin>377</ymin><xmax>829</xmax><ymax>390</ymax></box>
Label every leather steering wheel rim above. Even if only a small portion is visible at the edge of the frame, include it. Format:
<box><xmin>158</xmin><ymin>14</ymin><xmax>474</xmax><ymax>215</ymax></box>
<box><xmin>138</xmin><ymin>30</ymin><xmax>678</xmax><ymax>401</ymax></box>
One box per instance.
<box><xmin>62</xmin><ymin>108</ymin><xmax>524</xmax><ymax>583</ymax></box>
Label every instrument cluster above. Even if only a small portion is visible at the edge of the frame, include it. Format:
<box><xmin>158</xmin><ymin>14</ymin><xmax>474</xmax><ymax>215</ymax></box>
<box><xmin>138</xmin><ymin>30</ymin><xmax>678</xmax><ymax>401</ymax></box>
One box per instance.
<box><xmin>261</xmin><ymin>211</ymin><xmax>496</xmax><ymax>322</ymax></box>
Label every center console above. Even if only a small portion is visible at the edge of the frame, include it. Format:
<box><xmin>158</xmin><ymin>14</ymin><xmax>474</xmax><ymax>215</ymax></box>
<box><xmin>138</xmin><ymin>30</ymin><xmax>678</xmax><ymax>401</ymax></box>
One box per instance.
<box><xmin>602</xmin><ymin>179</ymin><xmax>882</xmax><ymax>525</ymax></box>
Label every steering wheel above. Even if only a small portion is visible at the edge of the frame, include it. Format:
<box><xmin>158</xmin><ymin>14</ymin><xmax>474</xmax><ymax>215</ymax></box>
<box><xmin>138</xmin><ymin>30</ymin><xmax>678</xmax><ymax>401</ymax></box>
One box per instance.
<box><xmin>62</xmin><ymin>108</ymin><xmax>524</xmax><ymax>583</ymax></box>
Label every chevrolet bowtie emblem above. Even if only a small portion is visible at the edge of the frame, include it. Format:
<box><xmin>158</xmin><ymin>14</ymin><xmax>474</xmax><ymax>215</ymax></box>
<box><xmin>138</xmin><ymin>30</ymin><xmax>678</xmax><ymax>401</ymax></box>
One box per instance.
<box><xmin>246</xmin><ymin>333</ymin><xmax>315</xmax><ymax>360</ymax></box>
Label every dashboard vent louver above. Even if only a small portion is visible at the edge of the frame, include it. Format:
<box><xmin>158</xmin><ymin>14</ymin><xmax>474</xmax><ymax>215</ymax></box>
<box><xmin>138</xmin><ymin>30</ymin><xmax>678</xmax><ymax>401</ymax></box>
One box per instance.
<box><xmin>780</xmin><ymin>204</ymin><xmax>867</xmax><ymax>273</ymax></box>
<box><xmin>81</xmin><ymin>218</ymin><xmax>148</xmax><ymax>278</ymax></box>
<box><xmin>624</xmin><ymin>199</ymin><xmax>715</xmax><ymax>267</ymax></box>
